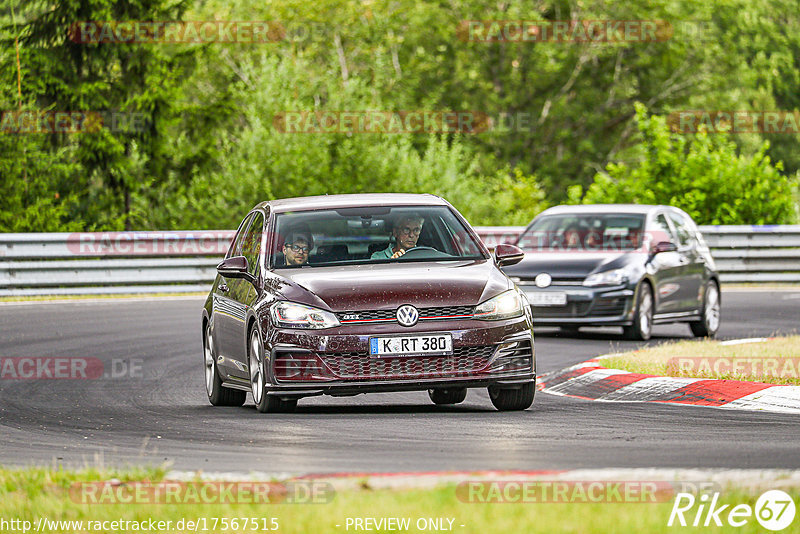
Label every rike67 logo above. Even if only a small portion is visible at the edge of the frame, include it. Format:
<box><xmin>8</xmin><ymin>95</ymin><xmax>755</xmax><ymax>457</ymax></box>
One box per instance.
<box><xmin>669</xmin><ymin>490</ymin><xmax>796</xmax><ymax>531</ymax></box>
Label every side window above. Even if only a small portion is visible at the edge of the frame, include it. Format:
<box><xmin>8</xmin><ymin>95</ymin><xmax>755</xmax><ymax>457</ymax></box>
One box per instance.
<box><xmin>227</xmin><ymin>213</ymin><xmax>254</xmax><ymax>258</ymax></box>
<box><xmin>650</xmin><ymin>214</ymin><xmax>676</xmax><ymax>245</ymax></box>
<box><xmin>668</xmin><ymin>212</ymin><xmax>695</xmax><ymax>248</ymax></box>
<box><xmin>242</xmin><ymin>212</ymin><xmax>265</xmax><ymax>277</ymax></box>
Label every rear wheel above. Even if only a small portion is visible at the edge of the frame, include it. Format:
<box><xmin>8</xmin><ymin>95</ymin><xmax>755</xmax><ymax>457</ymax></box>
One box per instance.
<box><xmin>488</xmin><ymin>382</ymin><xmax>535</xmax><ymax>411</ymax></box>
<box><xmin>690</xmin><ymin>280</ymin><xmax>720</xmax><ymax>338</ymax></box>
<box><xmin>204</xmin><ymin>324</ymin><xmax>246</xmax><ymax>407</ymax></box>
<box><xmin>623</xmin><ymin>282</ymin><xmax>653</xmax><ymax>341</ymax></box>
<box><xmin>249</xmin><ymin>327</ymin><xmax>297</xmax><ymax>413</ymax></box>
<box><xmin>428</xmin><ymin>388</ymin><xmax>467</xmax><ymax>405</ymax></box>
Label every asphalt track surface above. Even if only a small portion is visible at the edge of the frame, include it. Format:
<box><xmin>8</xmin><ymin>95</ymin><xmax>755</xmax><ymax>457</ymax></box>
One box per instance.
<box><xmin>0</xmin><ymin>290</ymin><xmax>798</xmax><ymax>474</ymax></box>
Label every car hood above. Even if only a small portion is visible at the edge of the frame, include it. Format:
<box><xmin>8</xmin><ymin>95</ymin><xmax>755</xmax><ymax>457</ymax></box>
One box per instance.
<box><xmin>502</xmin><ymin>251</ymin><xmax>642</xmax><ymax>280</ymax></box>
<box><xmin>272</xmin><ymin>259</ymin><xmax>511</xmax><ymax>312</ymax></box>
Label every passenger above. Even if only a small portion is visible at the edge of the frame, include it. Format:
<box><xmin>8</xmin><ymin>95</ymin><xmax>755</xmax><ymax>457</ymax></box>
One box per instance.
<box><xmin>563</xmin><ymin>224</ymin><xmax>582</xmax><ymax>249</ymax></box>
<box><xmin>282</xmin><ymin>229</ymin><xmax>313</xmax><ymax>266</ymax></box>
<box><xmin>371</xmin><ymin>214</ymin><xmax>424</xmax><ymax>259</ymax></box>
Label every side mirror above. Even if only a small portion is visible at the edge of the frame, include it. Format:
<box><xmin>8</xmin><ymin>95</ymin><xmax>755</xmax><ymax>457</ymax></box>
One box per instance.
<box><xmin>494</xmin><ymin>243</ymin><xmax>525</xmax><ymax>267</ymax></box>
<box><xmin>217</xmin><ymin>256</ymin><xmax>256</xmax><ymax>284</ymax></box>
<box><xmin>651</xmin><ymin>241</ymin><xmax>677</xmax><ymax>255</ymax></box>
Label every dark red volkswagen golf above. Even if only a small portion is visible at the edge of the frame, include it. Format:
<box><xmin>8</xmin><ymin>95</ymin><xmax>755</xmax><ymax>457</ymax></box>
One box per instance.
<box><xmin>201</xmin><ymin>194</ymin><xmax>534</xmax><ymax>412</ymax></box>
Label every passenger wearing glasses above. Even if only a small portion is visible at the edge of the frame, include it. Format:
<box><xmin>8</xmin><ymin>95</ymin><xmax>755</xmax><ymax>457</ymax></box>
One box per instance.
<box><xmin>371</xmin><ymin>214</ymin><xmax>425</xmax><ymax>259</ymax></box>
<box><xmin>282</xmin><ymin>229</ymin><xmax>313</xmax><ymax>266</ymax></box>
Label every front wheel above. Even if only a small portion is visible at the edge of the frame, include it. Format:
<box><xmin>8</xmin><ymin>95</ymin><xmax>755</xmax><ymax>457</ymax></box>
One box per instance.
<box><xmin>249</xmin><ymin>328</ymin><xmax>297</xmax><ymax>413</ymax></box>
<box><xmin>623</xmin><ymin>282</ymin><xmax>653</xmax><ymax>341</ymax></box>
<box><xmin>428</xmin><ymin>388</ymin><xmax>467</xmax><ymax>405</ymax></box>
<box><xmin>488</xmin><ymin>382</ymin><xmax>535</xmax><ymax>411</ymax></box>
<box><xmin>204</xmin><ymin>324</ymin><xmax>246</xmax><ymax>406</ymax></box>
<box><xmin>690</xmin><ymin>280</ymin><xmax>720</xmax><ymax>338</ymax></box>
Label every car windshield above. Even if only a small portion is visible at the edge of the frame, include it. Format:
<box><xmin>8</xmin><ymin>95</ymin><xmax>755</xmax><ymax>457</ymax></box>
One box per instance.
<box><xmin>271</xmin><ymin>205</ymin><xmax>486</xmax><ymax>268</ymax></box>
<box><xmin>517</xmin><ymin>213</ymin><xmax>645</xmax><ymax>252</ymax></box>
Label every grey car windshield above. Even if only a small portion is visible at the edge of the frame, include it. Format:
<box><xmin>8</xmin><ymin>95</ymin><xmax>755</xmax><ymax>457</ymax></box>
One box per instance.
<box><xmin>271</xmin><ymin>206</ymin><xmax>486</xmax><ymax>268</ymax></box>
<box><xmin>518</xmin><ymin>213</ymin><xmax>646</xmax><ymax>251</ymax></box>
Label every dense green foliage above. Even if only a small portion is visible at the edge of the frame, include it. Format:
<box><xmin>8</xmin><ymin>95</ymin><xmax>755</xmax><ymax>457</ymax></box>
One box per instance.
<box><xmin>1</xmin><ymin>0</ymin><xmax>798</xmax><ymax>230</ymax></box>
<box><xmin>571</xmin><ymin>104</ymin><xmax>798</xmax><ymax>224</ymax></box>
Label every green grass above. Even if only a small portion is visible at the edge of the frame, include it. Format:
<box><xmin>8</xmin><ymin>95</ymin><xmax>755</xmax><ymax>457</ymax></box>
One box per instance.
<box><xmin>1</xmin><ymin>467</ymin><xmax>799</xmax><ymax>533</ymax></box>
<box><xmin>602</xmin><ymin>336</ymin><xmax>800</xmax><ymax>385</ymax></box>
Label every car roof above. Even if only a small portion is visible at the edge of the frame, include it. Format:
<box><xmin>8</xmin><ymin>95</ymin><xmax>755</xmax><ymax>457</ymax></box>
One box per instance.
<box><xmin>537</xmin><ymin>204</ymin><xmax>675</xmax><ymax>216</ymax></box>
<box><xmin>254</xmin><ymin>193</ymin><xmax>448</xmax><ymax>213</ymax></box>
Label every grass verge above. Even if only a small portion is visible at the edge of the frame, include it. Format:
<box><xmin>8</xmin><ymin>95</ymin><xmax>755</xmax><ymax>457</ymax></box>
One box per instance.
<box><xmin>602</xmin><ymin>336</ymin><xmax>800</xmax><ymax>385</ymax></box>
<box><xmin>1</xmin><ymin>467</ymin><xmax>799</xmax><ymax>533</ymax></box>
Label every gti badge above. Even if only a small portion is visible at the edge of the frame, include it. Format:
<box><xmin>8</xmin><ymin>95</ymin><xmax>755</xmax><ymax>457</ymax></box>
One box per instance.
<box><xmin>396</xmin><ymin>305</ymin><xmax>419</xmax><ymax>327</ymax></box>
<box><xmin>535</xmin><ymin>272</ymin><xmax>552</xmax><ymax>288</ymax></box>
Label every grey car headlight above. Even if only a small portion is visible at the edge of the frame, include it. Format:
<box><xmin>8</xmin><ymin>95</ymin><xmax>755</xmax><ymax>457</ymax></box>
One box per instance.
<box><xmin>271</xmin><ymin>301</ymin><xmax>340</xmax><ymax>329</ymax></box>
<box><xmin>583</xmin><ymin>268</ymin><xmax>629</xmax><ymax>287</ymax></box>
<box><xmin>474</xmin><ymin>289</ymin><xmax>525</xmax><ymax>321</ymax></box>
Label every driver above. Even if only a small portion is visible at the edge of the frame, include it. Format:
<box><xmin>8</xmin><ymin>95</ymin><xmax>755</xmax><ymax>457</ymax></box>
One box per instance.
<box><xmin>371</xmin><ymin>214</ymin><xmax>424</xmax><ymax>259</ymax></box>
<box><xmin>282</xmin><ymin>228</ymin><xmax>313</xmax><ymax>266</ymax></box>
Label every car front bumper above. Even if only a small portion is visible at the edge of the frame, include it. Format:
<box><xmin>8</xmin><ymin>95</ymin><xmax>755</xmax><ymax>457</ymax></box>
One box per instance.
<box><xmin>261</xmin><ymin>317</ymin><xmax>535</xmax><ymax>398</ymax></box>
<box><xmin>520</xmin><ymin>284</ymin><xmax>636</xmax><ymax>326</ymax></box>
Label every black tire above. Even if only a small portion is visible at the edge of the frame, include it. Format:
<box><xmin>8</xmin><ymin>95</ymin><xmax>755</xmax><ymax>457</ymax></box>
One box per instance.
<box><xmin>428</xmin><ymin>388</ymin><xmax>467</xmax><ymax>405</ymax></box>
<box><xmin>623</xmin><ymin>282</ymin><xmax>654</xmax><ymax>341</ymax></box>
<box><xmin>204</xmin><ymin>324</ymin><xmax>246</xmax><ymax>407</ymax></box>
<box><xmin>249</xmin><ymin>327</ymin><xmax>297</xmax><ymax>413</ymax></box>
<box><xmin>488</xmin><ymin>381</ymin><xmax>535</xmax><ymax>411</ymax></box>
<box><xmin>690</xmin><ymin>280</ymin><xmax>720</xmax><ymax>338</ymax></box>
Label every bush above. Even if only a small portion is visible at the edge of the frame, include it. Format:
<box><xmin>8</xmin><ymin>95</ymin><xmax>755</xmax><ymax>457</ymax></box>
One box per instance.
<box><xmin>570</xmin><ymin>103</ymin><xmax>799</xmax><ymax>225</ymax></box>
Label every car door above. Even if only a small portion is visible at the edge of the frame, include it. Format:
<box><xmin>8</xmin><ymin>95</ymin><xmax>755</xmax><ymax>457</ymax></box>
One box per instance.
<box><xmin>230</xmin><ymin>210</ymin><xmax>266</xmax><ymax>371</ymax></box>
<box><xmin>647</xmin><ymin>212</ymin><xmax>684</xmax><ymax>314</ymax></box>
<box><xmin>667</xmin><ymin>210</ymin><xmax>704</xmax><ymax>312</ymax></box>
<box><xmin>213</xmin><ymin>213</ymin><xmax>254</xmax><ymax>378</ymax></box>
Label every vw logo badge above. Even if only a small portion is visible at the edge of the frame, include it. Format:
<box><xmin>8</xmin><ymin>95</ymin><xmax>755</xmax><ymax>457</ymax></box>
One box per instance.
<box><xmin>535</xmin><ymin>273</ymin><xmax>552</xmax><ymax>288</ymax></box>
<box><xmin>396</xmin><ymin>305</ymin><xmax>419</xmax><ymax>327</ymax></box>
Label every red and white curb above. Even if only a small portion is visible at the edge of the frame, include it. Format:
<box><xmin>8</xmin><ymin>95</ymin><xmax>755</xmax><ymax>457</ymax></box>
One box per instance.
<box><xmin>538</xmin><ymin>339</ymin><xmax>800</xmax><ymax>414</ymax></box>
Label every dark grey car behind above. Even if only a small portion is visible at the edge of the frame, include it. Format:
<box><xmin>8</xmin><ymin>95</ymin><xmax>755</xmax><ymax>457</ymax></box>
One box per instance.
<box><xmin>501</xmin><ymin>204</ymin><xmax>721</xmax><ymax>340</ymax></box>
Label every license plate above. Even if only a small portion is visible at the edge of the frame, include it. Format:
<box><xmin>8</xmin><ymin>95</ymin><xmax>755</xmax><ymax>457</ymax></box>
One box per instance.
<box><xmin>369</xmin><ymin>334</ymin><xmax>453</xmax><ymax>357</ymax></box>
<box><xmin>527</xmin><ymin>291</ymin><xmax>568</xmax><ymax>306</ymax></box>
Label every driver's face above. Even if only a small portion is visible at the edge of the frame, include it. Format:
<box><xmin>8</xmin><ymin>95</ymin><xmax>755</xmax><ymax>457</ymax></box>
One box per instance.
<box><xmin>283</xmin><ymin>238</ymin><xmax>310</xmax><ymax>265</ymax></box>
<box><xmin>393</xmin><ymin>219</ymin><xmax>423</xmax><ymax>250</ymax></box>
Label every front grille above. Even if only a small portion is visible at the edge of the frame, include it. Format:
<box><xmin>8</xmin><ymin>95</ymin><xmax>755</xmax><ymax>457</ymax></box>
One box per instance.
<box><xmin>337</xmin><ymin>305</ymin><xmax>475</xmax><ymax>323</ymax></box>
<box><xmin>533</xmin><ymin>302</ymin><xmax>591</xmax><ymax>317</ymax></box>
<box><xmin>318</xmin><ymin>345</ymin><xmax>495</xmax><ymax>379</ymax></box>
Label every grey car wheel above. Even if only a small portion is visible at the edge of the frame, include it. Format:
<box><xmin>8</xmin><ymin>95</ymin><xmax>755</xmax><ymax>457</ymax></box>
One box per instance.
<box><xmin>249</xmin><ymin>327</ymin><xmax>297</xmax><ymax>413</ymax></box>
<box><xmin>623</xmin><ymin>283</ymin><xmax>653</xmax><ymax>341</ymax></box>
<box><xmin>690</xmin><ymin>280</ymin><xmax>720</xmax><ymax>338</ymax></box>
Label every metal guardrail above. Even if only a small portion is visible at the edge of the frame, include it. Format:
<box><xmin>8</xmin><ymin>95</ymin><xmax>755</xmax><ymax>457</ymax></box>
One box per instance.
<box><xmin>1</xmin><ymin>226</ymin><xmax>799</xmax><ymax>296</ymax></box>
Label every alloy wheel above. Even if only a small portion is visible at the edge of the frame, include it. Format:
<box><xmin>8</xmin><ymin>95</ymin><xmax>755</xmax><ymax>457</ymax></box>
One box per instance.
<box><xmin>249</xmin><ymin>330</ymin><xmax>264</xmax><ymax>405</ymax></box>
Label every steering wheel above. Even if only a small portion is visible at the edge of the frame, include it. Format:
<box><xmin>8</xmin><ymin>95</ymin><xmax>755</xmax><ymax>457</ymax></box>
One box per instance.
<box><xmin>399</xmin><ymin>246</ymin><xmax>450</xmax><ymax>259</ymax></box>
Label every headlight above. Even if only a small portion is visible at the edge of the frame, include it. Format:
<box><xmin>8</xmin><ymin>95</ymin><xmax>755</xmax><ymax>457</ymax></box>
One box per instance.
<box><xmin>271</xmin><ymin>301</ymin><xmax>340</xmax><ymax>329</ymax></box>
<box><xmin>474</xmin><ymin>290</ymin><xmax>524</xmax><ymax>321</ymax></box>
<box><xmin>583</xmin><ymin>268</ymin><xmax>628</xmax><ymax>287</ymax></box>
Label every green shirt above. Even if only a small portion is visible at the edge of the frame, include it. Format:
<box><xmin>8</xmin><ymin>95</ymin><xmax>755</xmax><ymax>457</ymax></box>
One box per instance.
<box><xmin>370</xmin><ymin>244</ymin><xmax>395</xmax><ymax>259</ymax></box>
